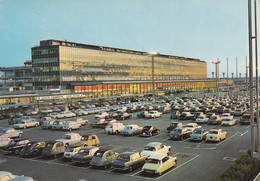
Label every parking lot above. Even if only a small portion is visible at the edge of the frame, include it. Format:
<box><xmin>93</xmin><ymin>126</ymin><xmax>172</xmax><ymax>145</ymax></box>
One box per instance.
<box><xmin>0</xmin><ymin>98</ymin><xmax>252</xmax><ymax>181</ymax></box>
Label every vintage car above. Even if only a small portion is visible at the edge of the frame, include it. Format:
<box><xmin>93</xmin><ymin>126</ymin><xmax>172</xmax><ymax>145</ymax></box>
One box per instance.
<box><xmin>112</xmin><ymin>152</ymin><xmax>149</xmax><ymax>171</ymax></box>
<box><xmin>39</xmin><ymin>116</ymin><xmax>53</xmax><ymax>125</ymax></box>
<box><xmin>24</xmin><ymin>109</ymin><xmax>38</xmax><ymax>116</ymax></box>
<box><xmin>233</xmin><ymin>108</ymin><xmax>246</xmax><ymax>116</ymax></box>
<box><xmin>140</xmin><ymin>142</ymin><xmax>171</xmax><ymax>157</ymax></box>
<box><xmin>41</xmin><ymin>141</ymin><xmax>66</xmax><ymax>158</ymax></box>
<box><xmin>95</xmin><ymin>112</ymin><xmax>109</xmax><ymax>119</ymax></box>
<box><xmin>167</xmin><ymin>122</ymin><xmax>184</xmax><ymax>133</ymax></box>
<box><xmin>51</xmin><ymin>120</ymin><xmax>67</xmax><ymax>130</ymax></box>
<box><xmin>71</xmin><ymin>118</ymin><xmax>88</xmax><ymax>126</ymax></box>
<box><xmin>240</xmin><ymin>114</ymin><xmax>251</xmax><ymax>124</ymax></box>
<box><xmin>20</xmin><ymin>141</ymin><xmax>46</xmax><ymax>157</ymax></box>
<box><xmin>62</xmin><ymin>111</ymin><xmax>77</xmax><ymax>118</ymax></box>
<box><xmin>40</xmin><ymin>108</ymin><xmax>53</xmax><ymax>114</ymax></box>
<box><xmin>56</xmin><ymin>133</ymin><xmax>82</xmax><ymax>146</ymax></box>
<box><xmin>221</xmin><ymin>117</ymin><xmax>238</xmax><ymax>126</ymax></box>
<box><xmin>195</xmin><ymin>115</ymin><xmax>209</xmax><ymax>124</ymax></box>
<box><xmin>120</xmin><ymin>124</ymin><xmax>143</xmax><ymax>136</ymax></box>
<box><xmin>0</xmin><ymin>128</ymin><xmax>23</xmax><ymax>138</ymax></box>
<box><xmin>117</xmin><ymin>113</ymin><xmax>132</xmax><ymax>120</ymax></box>
<box><xmin>179</xmin><ymin>112</ymin><xmax>195</xmax><ymax>120</ymax></box>
<box><xmin>137</xmin><ymin>111</ymin><xmax>149</xmax><ymax>118</ymax></box>
<box><xmin>8</xmin><ymin>118</ymin><xmax>21</xmax><ymax>125</ymax></box>
<box><xmin>170</xmin><ymin>112</ymin><xmax>180</xmax><ymax>119</ymax></box>
<box><xmin>144</xmin><ymin>111</ymin><xmax>162</xmax><ymax>118</ymax></box>
<box><xmin>139</xmin><ymin>126</ymin><xmax>160</xmax><ymax>137</ymax></box>
<box><xmin>142</xmin><ymin>153</ymin><xmax>177</xmax><ymax>176</ymax></box>
<box><xmin>158</xmin><ymin>106</ymin><xmax>171</xmax><ymax>114</ymax></box>
<box><xmin>184</xmin><ymin>123</ymin><xmax>201</xmax><ymax>132</ymax></box>
<box><xmin>0</xmin><ymin>171</ymin><xmax>33</xmax><ymax>181</ymax></box>
<box><xmin>64</xmin><ymin>145</ymin><xmax>83</xmax><ymax>159</ymax></box>
<box><xmin>90</xmin><ymin>149</ymin><xmax>119</xmax><ymax>168</ymax></box>
<box><xmin>51</xmin><ymin>107</ymin><xmax>61</xmax><ymax>112</ymax></box>
<box><xmin>105</xmin><ymin>122</ymin><xmax>125</xmax><ymax>134</ymax></box>
<box><xmin>72</xmin><ymin>146</ymin><xmax>99</xmax><ymax>164</ymax></box>
<box><xmin>13</xmin><ymin>120</ymin><xmax>40</xmax><ymax>129</ymax></box>
<box><xmin>206</xmin><ymin>129</ymin><xmax>227</xmax><ymax>142</ymax></box>
<box><xmin>79</xmin><ymin>135</ymin><xmax>100</xmax><ymax>147</ymax></box>
<box><xmin>208</xmin><ymin>115</ymin><xmax>222</xmax><ymax>125</ymax></box>
<box><xmin>1</xmin><ymin>138</ymin><xmax>29</xmax><ymax>154</ymax></box>
<box><xmin>0</xmin><ymin>137</ymin><xmax>11</xmax><ymax>148</ymax></box>
<box><xmin>49</xmin><ymin>112</ymin><xmax>64</xmax><ymax>119</ymax></box>
<box><xmin>190</xmin><ymin>128</ymin><xmax>208</xmax><ymax>141</ymax></box>
<box><xmin>62</xmin><ymin>121</ymin><xmax>82</xmax><ymax>131</ymax></box>
<box><xmin>41</xmin><ymin>120</ymin><xmax>56</xmax><ymax>129</ymax></box>
<box><xmin>169</xmin><ymin>127</ymin><xmax>192</xmax><ymax>140</ymax></box>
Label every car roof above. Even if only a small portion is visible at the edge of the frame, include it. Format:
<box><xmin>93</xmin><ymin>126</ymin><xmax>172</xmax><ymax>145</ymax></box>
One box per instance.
<box><xmin>148</xmin><ymin>153</ymin><xmax>167</xmax><ymax>160</ymax></box>
<box><xmin>145</xmin><ymin>142</ymin><xmax>162</xmax><ymax>147</ymax></box>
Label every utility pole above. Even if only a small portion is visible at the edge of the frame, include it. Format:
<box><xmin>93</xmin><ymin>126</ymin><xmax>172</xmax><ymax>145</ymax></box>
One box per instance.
<box><xmin>212</xmin><ymin>72</ymin><xmax>215</xmax><ymax>80</ymax></box>
<box><xmin>212</xmin><ymin>60</ymin><xmax>221</xmax><ymax>97</ymax></box>
<box><xmin>227</xmin><ymin>58</ymin><xmax>229</xmax><ymax>85</ymax></box>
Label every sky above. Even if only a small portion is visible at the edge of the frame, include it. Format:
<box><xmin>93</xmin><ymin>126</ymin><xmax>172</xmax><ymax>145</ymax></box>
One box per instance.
<box><xmin>0</xmin><ymin>0</ymin><xmax>252</xmax><ymax>77</ymax></box>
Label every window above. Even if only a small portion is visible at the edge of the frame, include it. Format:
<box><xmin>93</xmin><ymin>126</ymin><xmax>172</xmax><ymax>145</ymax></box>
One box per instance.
<box><xmin>162</xmin><ymin>156</ymin><xmax>169</xmax><ymax>163</ymax></box>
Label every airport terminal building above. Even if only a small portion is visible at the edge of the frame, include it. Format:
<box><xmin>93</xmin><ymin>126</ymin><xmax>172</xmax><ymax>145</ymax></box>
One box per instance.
<box><xmin>32</xmin><ymin>39</ymin><xmax>211</xmax><ymax>97</ymax></box>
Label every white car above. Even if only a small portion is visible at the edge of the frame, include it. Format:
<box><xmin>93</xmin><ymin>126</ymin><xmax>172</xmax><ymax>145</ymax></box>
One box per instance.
<box><xmin>105</xmin><ymin>122</ymin><xmax>125</xmax><ymax>134</ymax></box>
<box><xmin>95</xmin><ymin>112</ymin><xmax>109</xmax><ymax>119</ymax></box>
<box><xmin>62</xmin><ymin>111</ymin><xmax>76</xmax><ymax>118</ymax></box>
<box><xmin>13</xmin><ymin>120</ymin><xmax>40</xmax><ymax>129</ymax></box>
<box><xmin>40</xmin><ymin>108</ymin><xmax>53</xmax><ymax>114</ymax></box>
<box><xmin>64</xmin><ymin>146</ymin><xmax>83</xmax><ymax>159</ymax></box>
<box><xmin>221</xmin><ymin>117</ymin><xmax>238</xmax><ymax>126</ymax></box>
<box><xmin>140</xmin><ymin>142</ymin><xmax>171</xmax><ymax>157</ymax></box>
<box><xmin>144</xmin><ymin>111</ymin><xmax>162</xmax><ymax>118</ymax></box>
<box><xmin>184</xmin><ymin>123</ymin><xmax>201</xmax><ymax>132</ymax></box>
<box><xmin>50</xmin><ymin>112</ymin><xmax>64</xmax><ymax>119</ymax></box>
<box><xmin>56</xmin><ymin>133</ymin><xmax>82</xmax><ymax>146</ymax></box>
<box><xmin>195</xmin><ymin>115</ymin><xmax>209</xmax><ymax>124</ymax></box>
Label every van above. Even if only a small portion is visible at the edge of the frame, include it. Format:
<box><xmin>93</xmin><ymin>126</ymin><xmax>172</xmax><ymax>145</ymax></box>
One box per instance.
<box><xmin>62</xmin><ymin>121</ymin><xmax>81</xmax><ymax>131</ymax></box>
<box><xmin>105</xmin><ymin>122</ymin><xmax>125</xmax><ymax>134</ymax></box>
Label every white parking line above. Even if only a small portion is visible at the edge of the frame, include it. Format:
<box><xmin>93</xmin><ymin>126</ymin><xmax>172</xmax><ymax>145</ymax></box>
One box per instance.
<box><xmin>223</xmin><ymin>157</ymin><xmax>236</xmax><ymax>162</ymax></box>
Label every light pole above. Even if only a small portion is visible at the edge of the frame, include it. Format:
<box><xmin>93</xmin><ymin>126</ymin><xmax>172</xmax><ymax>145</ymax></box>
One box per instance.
<box><xmin>222</xmin><ymin>72</ymin><xmax>225</xmax><ymax>80</ymax></box>
<box><xmin>212</xmin><ymin>72</ymin><xmax>215</xmax><ymax>80</ymax></box>
<box><xmin>212</xmin><ymin>60</ymin><xmax>221</xmax><ymax>97</ymax></box>
<box><xmin>148</xmin><ymin>52</ymin><xmax>160</xmax><ymax>102</ymax></box>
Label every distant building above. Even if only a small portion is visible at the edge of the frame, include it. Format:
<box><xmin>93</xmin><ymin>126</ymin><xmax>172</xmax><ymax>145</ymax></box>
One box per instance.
<box><xmin>31</xmin><ymin>39</ymin><xmax>208</xmax><ymax>96</ymax></box>
<box><xmin>0</xmin><ymin>61</ymin><xmax>32</xmax><ymax>93</ymax></box>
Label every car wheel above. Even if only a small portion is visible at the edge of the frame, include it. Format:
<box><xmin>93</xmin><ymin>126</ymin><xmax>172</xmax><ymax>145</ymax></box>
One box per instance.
<box><xmin>180</xmin><ymin>136</ymin><xmax>184</xmax><ymax>141</ymax></box>
<box><xmin>129</xmin><ymin>166</ymin><xmax>133</xmax><ymax>172</ymax></box>
<box><xmin>23</xmin><ymin>126</ymin><xmax>27</xmax><ymax>129</ymax></box>
<box><xmin>158</xmin><ymin>172</ymin><xmax>162</xmax><ymax>176</ymax></box>
<box><xmin>18</xmin><ymin>133</ymin><xmax>22</xmax><ymax>138</ymax></box>
<box><xmin>14</xmin><ymin>149</ymin><xmax>20</xmax><ymax>155</ymax></box>
<box><xmin>157</xmin><ymin>130</ymin><xmax>160</xmax><ymax>135</ymax></box>
<box><xmin>149</xmin><ymin>132</ymin><xmax>152</xmax><ymax>137</ymax></box>
<box><xmin>104</xmin><ymin>165</ymin><xmax>108</xmax><ymax>169</ymax></box>
<box><xmin>53</xmin><ymin>154</ymin><xmax>57</xmax><ymax>158</ymax></box>
<box><xmin>69</xmin><ymin>128</ymin><xmax>72</xmax><ymax>131</ymax></box>
<box><xmin>35</xmin><ymin>123</ymin><xmax>39</xmax><ymax>127</ymax></box>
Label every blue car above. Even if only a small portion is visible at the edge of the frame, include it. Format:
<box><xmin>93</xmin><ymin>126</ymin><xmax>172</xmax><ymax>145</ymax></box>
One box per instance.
<box><xmin>190</xmin><ymin>128</ymin><xmax>208</xmax><ymax>141</ymax></box>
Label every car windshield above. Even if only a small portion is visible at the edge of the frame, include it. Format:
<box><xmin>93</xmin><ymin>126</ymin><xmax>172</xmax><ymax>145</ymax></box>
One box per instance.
<box><xmin>106</xmin><ymin>125</ymin><xmax>112</xmax><ymax>128</ymax></box>
<box><xmin>7</xmin><ymin>140</ymin><xmax>15</xmax><ymax>146</ymax></box>
<box><xmin>78</xmin><ymin>149</ymin><xmax>89</xmax><ymax>154</ymax></box>
<box><xmin>126</xmin><ymin>126</ymin><xmax>132</xmax><ymax>130</ymax></box>
<box><xmin>194</xmin><ymin>130</ymin><xmax>202</xmax><ymax>134</ymax></box>
<box><xmin>186</xmin><ymin>125</ymin><xmax>193</xmax><ymax>128</ymax></box>
<box><xmin>62</xmin><ymin>135</ymin><xmax>71</xmax><ymax>139</ymax></box>
<box><xmin>81</xmin><ymin>136</ymin><xmax>89</xmax><ymax>140</ymax></box>
<box><xmin>147</xmin><ymin>159</ymin><xmax>160</xmax><ymax>164</ymax></box>
<box><xmin>144</xmin><ymin>146</ymin><xmax>156</xmax><ymax>151</ymax></box>
<box><xmin>170</xmin><ymin>123</ymin><xmax>177</xmax><ymax>127</ymax></box>
<box><xmin>174</xmin><ymin>129</ymin><xmax>182</xmax><ymax>133</ymax></box>
<box><xmin>198</xmin><ymin>116</ymin><xmax>204</xmax><ymax>119</ymax></box>
<box><xmin>143</xmin><ymin>126</ymin><xmax>151</xmax><ymax>131</ymax></box>
<box><xmin>117</xmin><ymin>155</ymin><xmax>130</xmax><ymax>161</ymax></box>
<box><xmin>222</xmin><ymin>119</ymin><xmax>231</xmax><ymax>122</ymax></box>
<box><xmin>94</xmin><ymin>151</ymin><xmax>104</xmax><ymax>157</ymax></box>
<box><xmin>66</xmin><ymin>147</ymin><xmax>75</xmax><ymax>152</ymax></box>
<box><xmin>209</xmin><ymin>131</ymin><xmax>218</xmax><ymax>134</ymax></box>
<box><xmin>46</xmin><ymin>143</ymin><xmax>54</xmax><ymax>147</ymax></box>
<box><xmin>211</xmin><ymin>116</ymin><xmax>218</xmax><ymax>120</ymax></box>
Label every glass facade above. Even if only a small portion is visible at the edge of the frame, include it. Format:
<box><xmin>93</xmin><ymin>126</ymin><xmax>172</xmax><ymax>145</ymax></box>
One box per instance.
<box><xmin>32</xmin><ymin>40</ymin><xmax>207</xmax><ymax>92</ymax></box>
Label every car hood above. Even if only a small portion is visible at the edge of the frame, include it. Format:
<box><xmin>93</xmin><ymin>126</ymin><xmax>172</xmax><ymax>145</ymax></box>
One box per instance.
<box><xmin>141</xmin><ymin>150</ymin><xmax>156</xmax><ymax>157</ymax></box>
<box><xmin>142</xmin><ymin>163</ymin><xmax>160</xmax><ymax>170</ymax></box>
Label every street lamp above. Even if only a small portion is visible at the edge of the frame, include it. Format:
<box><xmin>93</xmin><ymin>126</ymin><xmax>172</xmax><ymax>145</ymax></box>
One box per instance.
<box><xmin>148</xmin><ymin>52</ymin><xmax>160</xmax><ymax>102</ymax></box>
<box><xmin>212</xmin><ymin>60</ymin><xmax>221</xmax><ymax>97</ymax></box>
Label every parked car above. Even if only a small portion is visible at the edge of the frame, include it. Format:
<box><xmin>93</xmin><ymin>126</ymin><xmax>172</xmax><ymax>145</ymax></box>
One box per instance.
<box><xmin>0</xmin><ymin>137</ymin><xmax>12</xmax><ymax>148</ymax></box>
<box><xmin>95</xmin><ymin>112</ymin><xmax>109</xmax><ymax>119</ymax></box>
<box><xmin>105</xmin><ymin>122</ymin><xmax>125</xmax><ymax>135</ymax></box>
<box><xmin>167</xmin><ymin>122</ymin><xmax>184</xmax><ymax>133</ymax></box>
<box><xmin>208</xmin><ymin>115</ymin><xmax>222</xmax><ymax>125</ymax></box>
<box><xmin>179</xmin><ymin>112</ymin><xmax>195</xmax><ymax>120</ymax></box>
<box><xmin>20</xmin><ymin>141</ymin><xmax>46</xmax><ymax>157</ymax></box>
<box><xmin>1</xmin><ymin>138</ymin><xmax>30</xmax><ymax>154</ymax></box>
<box><xmin>52</xmin><ymin>120</ymin><xmax>67</xmax><ymax>130</ymax></box>
<box><xmin>0</xmin><ymin>171</ymin><xmax>33</xmax><ymax>181</ymax></box>
<box><xmin>62</xmin><ymin>111</ymin><xmax>76</xmax><ymax>118</ymax></box>
<box><xmin>190</xmin><ymin>128</ymin><xmax>208</xmax><ymax>141</ymax></box>
<box><xmin>40</xmin><ymin>108</ymin><xmax>53</xmax><ymax>114</ymax></box>
<box><xmin>80</xmin><ymin>135</ymin><xmax>100</xmax><ymax>147</ymax></box>
<box><xmin>64</xmin><ymin>145</ymin><xmax>83</xmax><ymax>159</ymax></box>
<box><xmin>56</xmin><ymin>133</ymin><xmax>82</xmax><ymax>146</ymax></box>
<box><xmin>71</xmin><ymin>118</ymin><xmax>88</xmax><ymax>126</ymax></box>
<box><xmin>169</xmin><ymin>127</ymin><xmax>192</xmax><ymax>140</ymax></box>
<box><xmin>13</xmin><ymin>120</ymin><xmax>40</xmax><ymax>129</ymax></box>
<box><xmin>120</xmin><ymin>124</ymin><xmax>143</xmax><ymax>136</ymax></box>
<box><xmin>139</xmin><ymin>126</ymin><xmax>160</xmax><ymax>137</ymax></box>
<box><xmin>137</xmin><ymin>111</ymin><xmax>148</xmax><ymax>118</ymax></box>
<box><xmin>41</xmin><ymin>141</ymin><xmax>66</xmax><ymax>158</ymax></box>
<box><xmin>8</xmin><ymin>118</ymin><xmax>21</xmax><ymax>125</ymax></box>
<box><xmin>144</xmin><ymin>111</ymin><xmax>162</xmax><ymax>118</ymax></box>
<box><xmin>170</xmin><ymin>112</ymin><xmax>179</xmax><ymax>119</ymax></box>
<box><xmin>62</xmin><ymin>121</ymin><xmax>82</xmax><ymax>131</ymax></box>
<box><xmin>39</xmin><ymin>117</ymin><xmax>53</xmax><ymax>125</ymax></box>
<box><xmin>112</xmin><ymin>152</ymin><xmax>149</xmax><ymax>171</ymax></box>
<box><xmin>49</xmin><ymin>112</ymin><xmax>64</xmax><ymax>119</ymax></box>
<box><xmin>90</xmin><ymin>149</ymin><xmax>119</xmax><ymax>169</ymax></box>
<box><xmin>195</xmin><ymin>115</ymin><xmax>209</xmax><ymax>124</ymax></box>
<box><xmin>117</xmin><ymin>113</ymin><xmax>132</xmax><ymax>120</ymax></box>
<box><xmin>142</xmin><ymin>153</ymin><xmax>177</xmax><ymax>175</ymax></box>
<box><xmin>72</xmin><ymin>146</ymin><xmax>99</xmax><ymax>164</ymax></box>
<box><xmin>206</xmin><ymin>129</ymin><xmax>227</xmax><ymax>142</ymax></box>
<box><xmin>140</xmin><ymin>142</ymin><xmax>171</xmax><ymax>157</ymax></box>
<box><xmin>41</xmin><ymin>120</ymin><xmax>56</xmax><ymax>129</ymax></box>
<box><xmin>240</xmin><ymin>114</ymin><xmax>251</xmax><ymax>124</ymax></box>
<box><xmin>184</xmin><ymin>123</ymin><xmax>201</xmax><ymax>132</ymax></box>
<box><xmin>221</xmin><ymin>117</ymin><xmax>238</xmax><ymax>126</ymax></box>
<box><xmin>0</xmin><ymin>128</ymin><xmax>23</xmax><ymax>138</ymax></box>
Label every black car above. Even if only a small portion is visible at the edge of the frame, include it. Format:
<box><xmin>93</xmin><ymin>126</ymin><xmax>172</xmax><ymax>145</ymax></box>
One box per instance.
<box><xmin>20</xmin><ymin>141</ymin><xmax>46</xmax><ymax>157</ymax></box>
<box><xmin>139</xmin><ymin>126</ymin><xmax>160</xmax><ymax>137</ymax></box>
<box><xmin>167</xmin><ymin>122</ymin><xmax>184</xmax><ymax>133</ymax></box>
<box><xmin>137</xmin><ymin>111</ymin><xmax>148</xmax><ymax>118</ymax></box>
<box><xmin>1</xmin><ymin>138</ymin><xmax>29</xmax><ymax>155</ymax></box>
